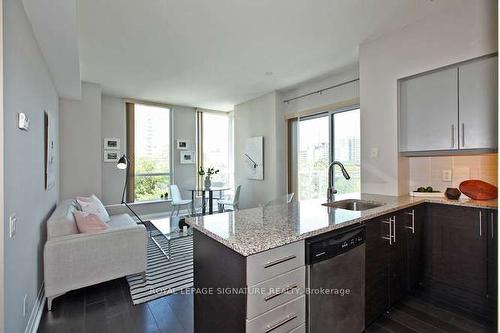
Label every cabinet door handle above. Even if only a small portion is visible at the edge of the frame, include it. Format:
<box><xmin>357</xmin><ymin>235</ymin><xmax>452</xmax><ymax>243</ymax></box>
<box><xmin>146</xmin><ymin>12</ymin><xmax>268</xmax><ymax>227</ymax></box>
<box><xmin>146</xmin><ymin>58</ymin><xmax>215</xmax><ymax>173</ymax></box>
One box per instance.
<box><xmin>491</xmin><ymin>212</ymin><xmax>494</xmax><ymax>239</ymax></box>
<box><xmin>382</xmin><ymin>219</ymin><xmax>392</xmax><ymax>245</ymax></box>
<box><xmin>404</xmin><ymin>210</ymin><xmax>415</xmax><ymax>234</ymax></box>
<box><xmin>451</xmin><ymin>124</ymin><xmax>455</xmax><ymax>148</ymax></box>
<box><xmin>392</xmin><ymin>216</ymin><xmax>396</xmax><ymax>243</ymax></box>
<box><xmin>479</xmin><ymin>211</ymin><xmax>482</xmax><ymax>237</ymax></box>
<box><xmin>264</xmin><ymin>314</ymin><xmax>297</xmax><ymax>333</ymax></box>
<box><xmin>461</xmin><ymin>123</ymin><xmax>465</xmax><ymax>147</ymax></box>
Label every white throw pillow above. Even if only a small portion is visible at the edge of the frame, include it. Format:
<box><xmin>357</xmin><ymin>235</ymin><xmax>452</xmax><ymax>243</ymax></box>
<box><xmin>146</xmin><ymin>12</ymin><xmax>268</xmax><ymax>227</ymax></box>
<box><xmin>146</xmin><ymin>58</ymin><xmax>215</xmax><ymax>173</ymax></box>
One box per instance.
<box><xmin>76</xmin><ymin>195</ymin><xmax>111</xmax><ymax>223</ymax></box>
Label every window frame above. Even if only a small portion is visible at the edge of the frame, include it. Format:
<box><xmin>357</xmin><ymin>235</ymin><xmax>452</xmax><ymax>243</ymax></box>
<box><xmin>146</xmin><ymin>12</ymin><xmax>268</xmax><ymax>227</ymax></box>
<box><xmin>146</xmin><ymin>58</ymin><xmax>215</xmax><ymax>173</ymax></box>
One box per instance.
<box><xmin>291</xmin><ymin>103</ymin><xmax>360</xmax><ymax>199</ymax></box>
<box><xmin>126</xmin><ymin>101</ymin><xmax>173</xmax><ymax>203</ymax></box>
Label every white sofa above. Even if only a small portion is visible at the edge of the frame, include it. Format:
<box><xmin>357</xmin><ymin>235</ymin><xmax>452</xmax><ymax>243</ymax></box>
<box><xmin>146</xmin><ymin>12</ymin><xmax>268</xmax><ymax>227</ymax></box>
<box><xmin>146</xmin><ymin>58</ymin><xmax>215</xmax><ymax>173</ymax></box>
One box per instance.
<box><xmin>44</xmin><ymin>199</ymin><xmax>147</xmax><ymax>310</ymax></box>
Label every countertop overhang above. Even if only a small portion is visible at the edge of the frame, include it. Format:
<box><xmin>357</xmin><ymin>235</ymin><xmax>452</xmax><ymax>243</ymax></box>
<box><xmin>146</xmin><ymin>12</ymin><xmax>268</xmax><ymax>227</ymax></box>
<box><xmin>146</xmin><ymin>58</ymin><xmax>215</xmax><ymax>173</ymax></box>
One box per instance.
<box><xmin>185</xmin><ymin>194</ymin><xmax>497</xmax><ymax>257</ymax></box>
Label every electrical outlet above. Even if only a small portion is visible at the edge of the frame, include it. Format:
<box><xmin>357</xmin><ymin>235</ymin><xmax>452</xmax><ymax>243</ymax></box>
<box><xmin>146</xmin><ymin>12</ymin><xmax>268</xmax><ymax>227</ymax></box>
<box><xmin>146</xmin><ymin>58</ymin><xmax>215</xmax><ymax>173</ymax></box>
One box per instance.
<box><xmin>23</xmin><ymin>294</ymin><xmax>28</xmax><ymax>317</ymax></box>
<box><xmin>442</xmin><ymin>170</ymin><xmax>452</xmax><ymax>182</ymax></box>
<box><xmin>9</xmin><ymin>214</ymin><xmax>16</xmax><ymax>238</ymax></box>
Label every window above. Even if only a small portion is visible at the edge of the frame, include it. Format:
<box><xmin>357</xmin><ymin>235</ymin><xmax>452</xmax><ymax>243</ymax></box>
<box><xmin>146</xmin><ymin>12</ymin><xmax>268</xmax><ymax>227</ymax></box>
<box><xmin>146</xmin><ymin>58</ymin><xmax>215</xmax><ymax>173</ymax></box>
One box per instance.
<box><xmin>197</xmin><ymin>111</ymin><xmax>233</xmax><ymax>188</ymax></box>
<box><xmin>293</xmin><ymin>107</ymin><xmax>360</xmax><ymax>200</ymax></box>
<box><xmin>298</xmin><ymin>115</ymin><xmax>330</xmax><ymax>200</ymax></box>
<box><xmin>127</xmin><ymin>103</ymin><xmax>171</xmax><ymax>202</ymax></box>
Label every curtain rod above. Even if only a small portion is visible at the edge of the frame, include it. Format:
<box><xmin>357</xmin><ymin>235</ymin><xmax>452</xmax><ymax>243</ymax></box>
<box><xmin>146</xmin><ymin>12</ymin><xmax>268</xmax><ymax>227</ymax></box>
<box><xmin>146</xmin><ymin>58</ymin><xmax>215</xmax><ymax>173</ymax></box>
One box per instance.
<box><xmin>283</xmin><ymin>78</ymin><xmax>359</xmax><ymax>104</ymax></box>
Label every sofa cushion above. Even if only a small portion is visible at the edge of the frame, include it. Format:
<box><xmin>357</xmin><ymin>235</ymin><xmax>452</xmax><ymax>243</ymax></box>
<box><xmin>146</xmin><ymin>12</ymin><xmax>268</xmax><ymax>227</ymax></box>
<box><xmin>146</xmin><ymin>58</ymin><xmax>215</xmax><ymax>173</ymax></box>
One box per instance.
<box><xmin>74</xmin><ymin>211</ymin><xmax>108</xmax><ymax>233</ymax></box>
<box><xmin>77</xmin><ymin>195</ymin><xmax>111</xmax><ymax>222</ymax></box>
<box><xmin>107</xmin><ymin>214</ymin><xmax>136</xmax><ymax>229</ymax></box>
<box><xmin>47</xmin><ymin>199</ymin><xmax>79</xmax><ymax>239</ymax></box>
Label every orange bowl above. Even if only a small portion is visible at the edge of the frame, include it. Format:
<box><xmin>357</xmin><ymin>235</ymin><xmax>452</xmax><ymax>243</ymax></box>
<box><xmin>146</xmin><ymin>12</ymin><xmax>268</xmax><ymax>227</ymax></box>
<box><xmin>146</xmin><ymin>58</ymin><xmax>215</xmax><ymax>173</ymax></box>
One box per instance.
<box><xmin>459</xmin><ymin>180</ymin><xmax>497</xmax><ymax>200</ymax></box>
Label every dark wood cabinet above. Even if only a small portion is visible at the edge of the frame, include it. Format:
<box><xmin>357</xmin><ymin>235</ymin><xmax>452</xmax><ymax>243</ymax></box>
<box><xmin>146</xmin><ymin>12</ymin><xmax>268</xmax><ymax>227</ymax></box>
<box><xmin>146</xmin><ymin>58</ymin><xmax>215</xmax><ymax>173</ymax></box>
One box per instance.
<box><xmin>365</xmin><ymin>215</ymin><xmax>390</xmax><ymax>325</ymax></box>
<box><xmin>426</xmin><ymin>204</ymin><xmax>487</xmax><ymax>296</ymax></box>
<box><xmin>487</xmin><ymin>209</ymin><xmax>497</xmax><ymax>312</ymax></box>
<box><xmin>405</xmin><ymin>204</ymin><xmax>425</xmax><ymax>290</ymax></box>
<box><xmin>389</xmin><ymin>211</ymin><xmax>409</xmax><ymax>304</ymax></box>
<box><xmin>365</xmin><ymin>211</ymin><xmax>411</xmax><ymax>325</ymax></box>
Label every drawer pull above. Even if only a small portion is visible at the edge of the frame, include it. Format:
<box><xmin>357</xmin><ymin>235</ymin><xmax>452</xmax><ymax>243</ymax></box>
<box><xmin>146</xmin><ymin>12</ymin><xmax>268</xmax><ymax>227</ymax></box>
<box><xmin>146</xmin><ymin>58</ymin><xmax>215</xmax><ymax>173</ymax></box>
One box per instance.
<box><xmin>264</xmin><ymin>314</ymin><xmax>297</xmax><ymax>333</ymax></box>
<box><xmin>264</xmin><ymin>255</ymin><xmax>296</xmax><ymax>269</ymax></box>
<box><xmin>314</xmin><ymin>251</ymin><xmax>326</xmax><ymax>257</ymax></box>
<box><xmin>264</xmin><ymin>284</ymin><xmax>299</xmax><ymax>302</ymax></box>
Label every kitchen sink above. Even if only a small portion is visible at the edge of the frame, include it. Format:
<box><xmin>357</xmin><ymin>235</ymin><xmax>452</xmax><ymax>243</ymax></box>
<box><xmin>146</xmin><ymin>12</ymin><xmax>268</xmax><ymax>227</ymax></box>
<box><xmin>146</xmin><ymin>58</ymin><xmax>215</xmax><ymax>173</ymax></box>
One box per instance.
<box><xmin>322</xmin><ymin>199</ymin><xmax>384</xmax><ymax>211</ymax></box>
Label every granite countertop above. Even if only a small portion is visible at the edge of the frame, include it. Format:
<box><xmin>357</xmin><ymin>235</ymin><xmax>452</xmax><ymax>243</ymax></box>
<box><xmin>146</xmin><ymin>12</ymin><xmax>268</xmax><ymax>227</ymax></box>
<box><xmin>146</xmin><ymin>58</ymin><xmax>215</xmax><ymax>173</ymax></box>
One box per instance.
<box><xmin>185</xmin><ymin>193</ymin><xmax>497</xmax><ymax>257</ymax></box>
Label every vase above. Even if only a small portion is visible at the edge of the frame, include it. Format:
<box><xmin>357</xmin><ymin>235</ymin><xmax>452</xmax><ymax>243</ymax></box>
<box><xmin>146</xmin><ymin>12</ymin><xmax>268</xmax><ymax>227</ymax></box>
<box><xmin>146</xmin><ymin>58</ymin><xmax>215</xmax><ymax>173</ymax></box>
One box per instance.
<box><xmin>204</xmin><ymin>177</ymin><xmax>211</xmax><ymax>189</ymax></box>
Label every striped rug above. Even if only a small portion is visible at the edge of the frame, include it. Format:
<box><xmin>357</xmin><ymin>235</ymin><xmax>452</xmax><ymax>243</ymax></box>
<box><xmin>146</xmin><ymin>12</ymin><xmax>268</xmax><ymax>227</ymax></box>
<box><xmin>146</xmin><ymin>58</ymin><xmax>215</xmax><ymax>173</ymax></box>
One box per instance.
<box><xmin>126</xmin><ymin>232</ymin><xmax>194</xmax><ymax>305</ymax></box>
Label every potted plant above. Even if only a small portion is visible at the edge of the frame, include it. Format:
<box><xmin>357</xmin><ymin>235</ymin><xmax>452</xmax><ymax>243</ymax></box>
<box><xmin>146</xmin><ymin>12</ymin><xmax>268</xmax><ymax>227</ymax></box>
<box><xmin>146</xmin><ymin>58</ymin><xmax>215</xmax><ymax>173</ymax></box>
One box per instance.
<box><xmin>198</xmin><ymin>166</ymin><xmax>219</xmax><ymax>188</ymax></box>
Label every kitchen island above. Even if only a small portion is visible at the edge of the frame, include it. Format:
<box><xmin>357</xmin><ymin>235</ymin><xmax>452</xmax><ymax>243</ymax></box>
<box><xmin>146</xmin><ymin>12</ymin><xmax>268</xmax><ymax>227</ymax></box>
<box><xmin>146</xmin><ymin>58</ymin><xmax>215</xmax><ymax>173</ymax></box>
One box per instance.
<box><xmin>185</xmin><ymin>194</ymin><xmax>497</xmax><ymax>332</ymax></box>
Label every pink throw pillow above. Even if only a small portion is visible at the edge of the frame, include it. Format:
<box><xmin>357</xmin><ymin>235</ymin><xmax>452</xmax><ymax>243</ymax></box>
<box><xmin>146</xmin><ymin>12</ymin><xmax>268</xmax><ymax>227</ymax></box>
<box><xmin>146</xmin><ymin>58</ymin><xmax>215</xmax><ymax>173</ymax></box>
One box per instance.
<box><xmin>74</xmin><ymin>211</ymin><xmax>108</xmax><ymax>233</ymax></box>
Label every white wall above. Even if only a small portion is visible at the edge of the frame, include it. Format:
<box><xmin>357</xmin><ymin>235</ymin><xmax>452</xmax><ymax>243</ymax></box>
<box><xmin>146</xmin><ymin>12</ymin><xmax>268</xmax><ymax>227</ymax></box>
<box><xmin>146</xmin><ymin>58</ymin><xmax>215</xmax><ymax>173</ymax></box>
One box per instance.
<box><xmin>359</xmin><ymin>0</ymin><xmax>498</xmax><ymax>196</ymax></box>
<box><xmin>101</xmin><ymin>95</ymin><xmax>126</xmax><ymax>204</ymax></box>
<box><xmin>234</xmin><ymin>92</ymin><xmax>283</xmax><ymax>208</ymax></box>
<box><xmin>172</xmin><ymin>105</ymin><xmax>197</xmax><ymax>198</ymax></box>
<box><xmin>100</xmin><ymin>96</ymin><xmax>198</xmax><ymax>207</ymax></box>
<box><xmin>3</xmin><ymin>0</ymin><xmax>59</xmax><ymax>332</ymax></box>
<box><xmin>60</xmin><ymin>82</ymin><xmax>102</xmax><ymax>199</ymax></box>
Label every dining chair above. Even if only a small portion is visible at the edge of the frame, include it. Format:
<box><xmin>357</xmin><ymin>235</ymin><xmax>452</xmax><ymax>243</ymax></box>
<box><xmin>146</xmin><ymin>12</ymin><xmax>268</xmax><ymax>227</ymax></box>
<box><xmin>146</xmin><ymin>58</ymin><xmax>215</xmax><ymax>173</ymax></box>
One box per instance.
<box><xmin>263</xmin><ymin>192</ymin><xmax>295</xmax><ymax>207</ymax></box>
<box><xmin>170</xmin><ymin>184</ymin><xmax>193</xmax><ymax>217</ymax></box>
<box><xmin>218</xmin><ymin>185</ymin><xmax>241</xmax><ymax>212</ymax></box>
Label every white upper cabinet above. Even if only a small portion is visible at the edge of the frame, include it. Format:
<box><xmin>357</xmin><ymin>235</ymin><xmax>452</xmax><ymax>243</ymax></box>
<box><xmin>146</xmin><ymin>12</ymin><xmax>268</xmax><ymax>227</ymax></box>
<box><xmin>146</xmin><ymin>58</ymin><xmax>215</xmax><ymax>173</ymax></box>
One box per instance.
<box><xmin>458</xmin><ymin>56</ymin><xmax>498</xmax><ymax>150</ymax></box>
<box><xmin>399</xmin><ymin>55</ymin><xmax>498</xmax><ymax>155</ymax></box>
<box><xmin>399</xmin><ymin>68</ymin><xmax>458</xmax><ymax>153</ymax></box>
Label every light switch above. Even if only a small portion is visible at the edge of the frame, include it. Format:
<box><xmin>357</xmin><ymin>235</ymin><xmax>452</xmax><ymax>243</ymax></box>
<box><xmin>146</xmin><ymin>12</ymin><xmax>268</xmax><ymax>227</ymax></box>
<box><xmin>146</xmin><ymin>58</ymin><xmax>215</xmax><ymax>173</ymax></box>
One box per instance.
<box><xmin>18</xmin><ymin>113</ymin><xmax>29</xmax><ymax>131</ymax></box>
<box><xmin>370</xmin><ymin>147</ymin><xmax>379</xmax><ymax>158</ymax></box>
<box><xmin>9</xmin><ymin>214</ymin><xmax>16</xmax><ymax>238</ymax></box>
<box><xmin>442</xmin><ymin>170</ymin><xmax>452</xmax><ymax>182</ymax></box>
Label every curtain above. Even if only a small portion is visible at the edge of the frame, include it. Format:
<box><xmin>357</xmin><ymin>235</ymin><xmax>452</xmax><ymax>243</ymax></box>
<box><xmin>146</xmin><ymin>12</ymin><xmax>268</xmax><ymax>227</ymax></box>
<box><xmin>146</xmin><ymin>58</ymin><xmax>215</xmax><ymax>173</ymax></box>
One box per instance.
<box><xmin>125</xmin><ymin>102</ymin><xmax>135</xmax><ymax>203</ymax></box>
<box><xmin>195</xmin><ymin>109</ymin><xmax>203</xmax><ymax>190</ymax></box>
<box><xmin>287</xmin><ymin>117</ymin><xmax>298</xmax><ymax>196</ymax></box>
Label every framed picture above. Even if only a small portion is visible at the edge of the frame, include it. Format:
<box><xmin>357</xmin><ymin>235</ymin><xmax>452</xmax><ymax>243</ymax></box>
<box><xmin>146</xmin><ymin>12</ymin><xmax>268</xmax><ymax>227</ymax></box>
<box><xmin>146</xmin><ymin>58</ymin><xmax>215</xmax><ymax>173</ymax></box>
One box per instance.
<box><xmin>176</xmin><ymin>139</ymin><xmax>189</xmax><ymax>150</ymax></box>
<box><xmin>245</xmin><ymin>136</ymin><xmax>264</xmax><ymax>180</ymax></box>
<box><xmin>104</xmin><ymin>150</ymin><xmax>120</xmax><ymax>162</ymax></box>
<box><xmin>180</xmin><ymin>151</ymin><xmax>195</xmax><ymax>164</ymax></box>
<box><xmin>44</xmin><ymin>112</ymin><xmax>56</xmax><ymax>190</ymax></box>
<box><xmin>104</xmin><ymin>138</ymin><xmax>120</xmax><ymax>150</ymax></box>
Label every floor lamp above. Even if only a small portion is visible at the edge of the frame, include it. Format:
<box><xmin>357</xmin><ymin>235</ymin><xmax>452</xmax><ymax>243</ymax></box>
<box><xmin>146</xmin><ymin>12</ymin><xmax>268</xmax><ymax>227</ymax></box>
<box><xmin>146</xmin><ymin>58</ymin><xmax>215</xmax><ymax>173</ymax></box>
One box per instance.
<box><xmin>117</xmin><ymin>154</ymin><xmax>145</xmax><ymax>223</ymax></box>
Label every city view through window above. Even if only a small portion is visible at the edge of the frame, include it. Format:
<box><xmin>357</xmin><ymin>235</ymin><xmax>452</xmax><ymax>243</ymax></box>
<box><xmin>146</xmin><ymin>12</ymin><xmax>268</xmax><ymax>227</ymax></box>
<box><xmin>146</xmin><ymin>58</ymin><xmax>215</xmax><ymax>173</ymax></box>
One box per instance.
<box><xmin>202</xmin><ymin>112</ymin><xmax>233</xmax><ymax>188</ymax></box>
<box><xmin>134</xmin><ymin>104</ymin><xmax>171</xmax><ymax>201</ymax></box>
<box><xmin>298</xmin><ymin>109</ymin><xmax>360</xmax><ymax>200</ymax></box>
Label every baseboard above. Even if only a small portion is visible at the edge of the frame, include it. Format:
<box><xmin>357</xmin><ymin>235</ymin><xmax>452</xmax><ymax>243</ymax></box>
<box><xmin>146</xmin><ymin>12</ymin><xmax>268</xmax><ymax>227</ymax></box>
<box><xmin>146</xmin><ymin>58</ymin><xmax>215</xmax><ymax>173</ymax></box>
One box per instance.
<box><xmin>25</xmin><ymin>283</ymin><xmax>45</xmax><ymax>333</ymax></box>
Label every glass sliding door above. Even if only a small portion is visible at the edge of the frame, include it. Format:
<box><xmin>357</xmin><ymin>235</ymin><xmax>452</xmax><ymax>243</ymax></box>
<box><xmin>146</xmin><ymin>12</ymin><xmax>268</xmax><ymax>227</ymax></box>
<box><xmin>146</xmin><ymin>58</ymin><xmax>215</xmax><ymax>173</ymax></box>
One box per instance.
<box><xmin>298</xmin><ymin>115</ymin><xmax>330</xmax><ymax>200</ymax></box>
<box><xmin>295</xmin><ymin>107</ymin><xmax>360</xmax><ymax>200</ymax></box>
<box><xmin>332</xmin><ymin>108</ymin><xmax>360</xmax><ymax>194</ymax></box>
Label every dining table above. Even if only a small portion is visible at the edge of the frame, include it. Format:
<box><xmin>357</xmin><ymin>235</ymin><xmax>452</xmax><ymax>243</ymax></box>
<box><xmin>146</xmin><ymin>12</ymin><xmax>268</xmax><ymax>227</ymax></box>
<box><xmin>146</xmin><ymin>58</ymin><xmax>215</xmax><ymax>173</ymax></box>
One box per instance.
<box><xmin>186</xmin><ymin>186</ymin><xmax>231</xmax><ymax>215</ymax></box>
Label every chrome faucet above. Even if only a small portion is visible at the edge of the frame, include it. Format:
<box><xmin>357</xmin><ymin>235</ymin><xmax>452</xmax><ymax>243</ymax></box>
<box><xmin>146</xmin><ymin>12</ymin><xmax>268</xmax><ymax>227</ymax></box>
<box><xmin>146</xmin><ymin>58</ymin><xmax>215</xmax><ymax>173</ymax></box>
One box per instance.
<box><xmin>327</xmin><ymin>161</ymin><xmax>351</xmax><ymax>202</ymax></box>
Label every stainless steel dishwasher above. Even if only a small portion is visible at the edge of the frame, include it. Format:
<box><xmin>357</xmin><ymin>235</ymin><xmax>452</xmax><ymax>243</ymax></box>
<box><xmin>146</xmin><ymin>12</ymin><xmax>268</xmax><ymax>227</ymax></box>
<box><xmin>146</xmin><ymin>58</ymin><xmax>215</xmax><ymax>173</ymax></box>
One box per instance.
<box><xmin>306</xmin><ymin>225</ymin><xmax>365</xmax><ymax>333</ymax></box>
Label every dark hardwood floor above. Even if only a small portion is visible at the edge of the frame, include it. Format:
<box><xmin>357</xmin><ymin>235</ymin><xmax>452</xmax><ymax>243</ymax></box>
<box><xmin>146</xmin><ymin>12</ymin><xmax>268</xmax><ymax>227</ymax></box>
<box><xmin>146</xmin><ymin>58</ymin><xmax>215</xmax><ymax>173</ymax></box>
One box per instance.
<box><xmin>38</xmin><ymin>278</ymin><xmax>193</xmax><ymax>333</ymax></box>
<box><xmin>39</xmin><ymin>278</ymin><xmax>495</xmax><ymax>333</ymax></box>
<box><xmin>367</xmin><ymin>289</ymin><xmax>496</xmax><ymax>333</ymax></box>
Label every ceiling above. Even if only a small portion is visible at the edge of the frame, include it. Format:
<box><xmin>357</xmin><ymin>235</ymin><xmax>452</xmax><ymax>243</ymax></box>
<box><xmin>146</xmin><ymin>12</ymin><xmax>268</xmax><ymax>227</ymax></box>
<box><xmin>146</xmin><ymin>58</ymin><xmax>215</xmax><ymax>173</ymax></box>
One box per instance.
<box><xmin>79</xmin><ymin>0</ymin><xmax>449</xmax><ymax>110</ymax></box>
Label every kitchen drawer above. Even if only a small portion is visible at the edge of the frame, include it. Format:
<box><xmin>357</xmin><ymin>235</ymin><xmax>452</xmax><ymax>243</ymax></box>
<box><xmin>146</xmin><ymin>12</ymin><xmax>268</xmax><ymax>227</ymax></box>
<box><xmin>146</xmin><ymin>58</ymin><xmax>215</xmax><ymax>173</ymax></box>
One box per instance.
<box><xmin>289</xmin><ymin>324</ymin><xmax>306</xmax><ymax>333</ymax></box>
<box><xmin>247</xmin><ymin>240</ymin><xmax>305</xmax><ymax>285</ymax></box>
<box><xmin>246</xmin><ymin>295</ymin><xmax>305</xmax><ymax>333</ymax></box>
<box><xmin>247</xmin><ymin>266</ymin><xmax>305</xmax><ymax>319</ymax></box>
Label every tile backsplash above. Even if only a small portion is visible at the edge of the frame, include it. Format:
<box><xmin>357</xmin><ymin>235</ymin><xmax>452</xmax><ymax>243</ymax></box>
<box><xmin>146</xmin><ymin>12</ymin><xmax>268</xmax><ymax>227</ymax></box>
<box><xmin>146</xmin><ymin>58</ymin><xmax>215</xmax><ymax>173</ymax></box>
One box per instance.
<box><xmin>409</xmin><ymin>154</ymin><xmax>498</xmax><ymax>192</ymax></box>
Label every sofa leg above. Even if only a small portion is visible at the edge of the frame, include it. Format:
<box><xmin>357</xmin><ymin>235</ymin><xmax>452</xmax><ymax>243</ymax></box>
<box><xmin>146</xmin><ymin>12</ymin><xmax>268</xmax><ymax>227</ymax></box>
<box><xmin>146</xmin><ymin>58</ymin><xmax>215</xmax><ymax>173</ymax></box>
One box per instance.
<box><xmin>141</xmin><ymin>271</ymin><xmax>146</xmax><ymax>282</ymax></box>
